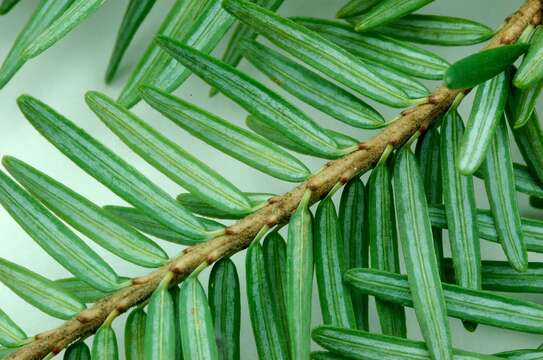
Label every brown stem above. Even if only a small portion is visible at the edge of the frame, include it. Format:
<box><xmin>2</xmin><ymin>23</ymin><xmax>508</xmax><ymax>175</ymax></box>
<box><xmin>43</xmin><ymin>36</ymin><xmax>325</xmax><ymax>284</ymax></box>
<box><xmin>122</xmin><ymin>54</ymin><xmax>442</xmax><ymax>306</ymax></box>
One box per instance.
<box><xmin>8</xmin><ymin>1</ymin><xmax>542</xmax><ymax>359</ymax></box>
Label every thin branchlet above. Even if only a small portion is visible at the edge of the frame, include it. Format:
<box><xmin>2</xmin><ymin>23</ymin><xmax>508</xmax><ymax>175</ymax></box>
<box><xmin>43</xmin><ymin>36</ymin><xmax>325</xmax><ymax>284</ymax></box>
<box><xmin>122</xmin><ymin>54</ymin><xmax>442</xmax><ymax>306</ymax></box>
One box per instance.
<box><xmin>7</xmin><ymin>1</ymin><xmax>542</xmax><ymax>359</ymax></box>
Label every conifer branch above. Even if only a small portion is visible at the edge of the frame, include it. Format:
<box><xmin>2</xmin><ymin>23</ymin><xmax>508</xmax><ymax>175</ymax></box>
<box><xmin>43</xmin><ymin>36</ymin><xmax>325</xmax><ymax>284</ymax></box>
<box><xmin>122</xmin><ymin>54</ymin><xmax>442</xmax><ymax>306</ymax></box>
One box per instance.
<box><xmin>8</xmin><ymin>1</ymin><xmax>542</xmax><ymax>358</ymax></box>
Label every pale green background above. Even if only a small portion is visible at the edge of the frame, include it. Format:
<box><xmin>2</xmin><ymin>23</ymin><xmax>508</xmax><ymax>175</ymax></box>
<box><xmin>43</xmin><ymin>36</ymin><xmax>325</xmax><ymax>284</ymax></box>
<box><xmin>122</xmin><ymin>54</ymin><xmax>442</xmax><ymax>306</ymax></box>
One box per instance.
<box><xmin>0</xmin><ymin>0</ymin><xmax>541</xmax><ymax>358</ymax></box>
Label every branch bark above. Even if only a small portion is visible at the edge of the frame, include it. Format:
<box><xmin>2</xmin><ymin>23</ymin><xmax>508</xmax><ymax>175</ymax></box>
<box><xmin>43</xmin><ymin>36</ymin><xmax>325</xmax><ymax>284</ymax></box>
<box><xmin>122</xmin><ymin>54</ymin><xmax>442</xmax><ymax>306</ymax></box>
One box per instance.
<box><xmin>9</xmin><ymin>1</ymin><xmax>542</xmax><ymax>358</ymax></box>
